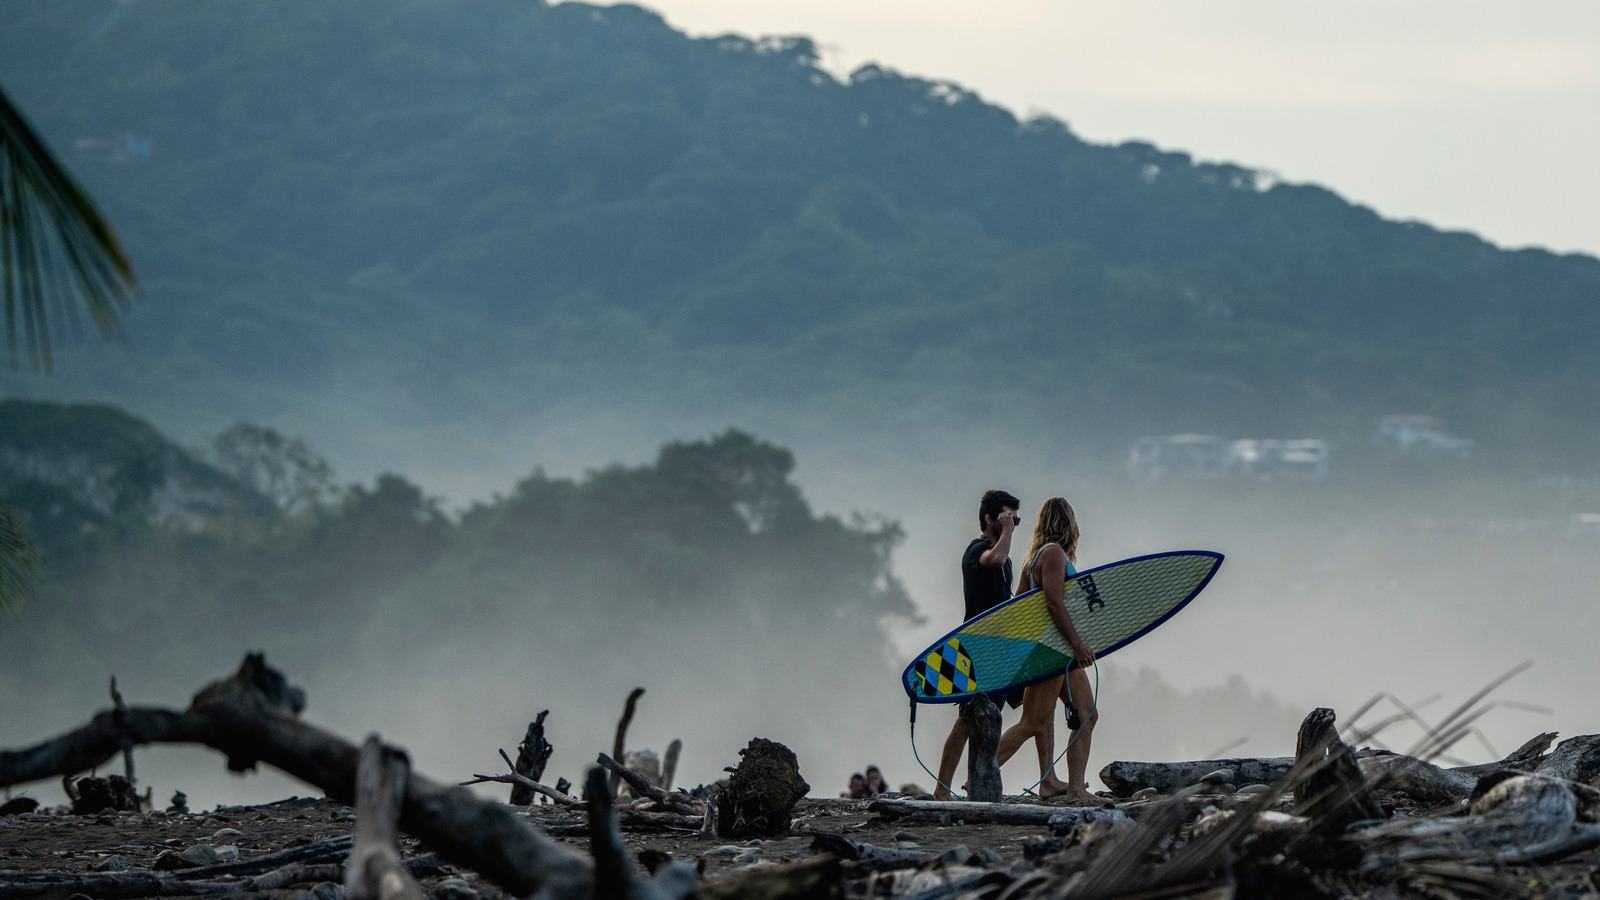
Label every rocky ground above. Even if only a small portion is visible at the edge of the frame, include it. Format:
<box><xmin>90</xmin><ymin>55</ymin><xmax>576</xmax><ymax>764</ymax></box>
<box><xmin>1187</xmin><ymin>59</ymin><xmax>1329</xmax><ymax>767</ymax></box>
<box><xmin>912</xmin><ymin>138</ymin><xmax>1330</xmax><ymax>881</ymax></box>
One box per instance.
<box><xmin>5</xmin><ymin>788</ymin><xmax>1600</xmax><ymax>899</ymax></box>
<box><xmin>0</xmin><ymin>792</ymin><xmax>1093</xmax><ymax>899</ymax></box>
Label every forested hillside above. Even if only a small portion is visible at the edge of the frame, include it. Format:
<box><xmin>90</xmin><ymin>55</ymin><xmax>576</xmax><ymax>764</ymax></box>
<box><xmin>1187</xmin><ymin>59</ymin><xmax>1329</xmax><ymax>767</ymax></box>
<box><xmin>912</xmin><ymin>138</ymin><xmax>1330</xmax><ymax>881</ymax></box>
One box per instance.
<box><xmin>1</xmin><ymin>0</ymin><xmax>1596</xmax><ymax>473</ymax></box>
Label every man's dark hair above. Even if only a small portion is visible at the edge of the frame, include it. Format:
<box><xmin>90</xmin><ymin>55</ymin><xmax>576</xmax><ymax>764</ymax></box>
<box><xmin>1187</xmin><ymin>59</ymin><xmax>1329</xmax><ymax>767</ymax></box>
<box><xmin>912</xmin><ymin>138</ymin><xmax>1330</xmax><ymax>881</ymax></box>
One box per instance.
<box><xmin>978</xmin><ymin>489</ymin><xmax>1020</xmax><ymax>530</ymax></box>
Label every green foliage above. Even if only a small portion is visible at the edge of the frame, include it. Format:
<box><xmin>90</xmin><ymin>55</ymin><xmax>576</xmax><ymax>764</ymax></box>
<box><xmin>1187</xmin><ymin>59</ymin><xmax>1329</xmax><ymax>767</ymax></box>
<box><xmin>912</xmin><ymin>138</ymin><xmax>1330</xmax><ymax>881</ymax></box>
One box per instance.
<box><xmin>0</xmin><ymin>1</ymin><xmax>1595</xmax><ymax>467</ymax></box>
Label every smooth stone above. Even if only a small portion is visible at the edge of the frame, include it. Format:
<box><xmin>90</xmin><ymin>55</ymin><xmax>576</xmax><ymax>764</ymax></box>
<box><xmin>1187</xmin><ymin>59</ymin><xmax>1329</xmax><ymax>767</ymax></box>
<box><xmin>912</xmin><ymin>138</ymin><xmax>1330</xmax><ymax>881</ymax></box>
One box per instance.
<box><xmin>893</xmin><ymin>830</ymin><xmax>925</xmax><ymax>843</ymax></box>
<box><xmin>980</xmin><ymin>847</ymin><xmax>1005</xmax><ymax>865</ymax></box>
<box><xmin>1236</xmin><ymin>783</ymin><xmax>1272</xmax><ymax>795</ymax></box>
<box><xmin>1131</xmin><ymin>788</ymin><xmax>1160</xmax><ymax>801</ymax></box>
<box><xmin>937</xmin><ymin>844</ymin><xmax>970</xmax><ymax>863</ymax></box>
<box><xmin>213</xmin><ymin>827</ymin><xmax>244</xmax><ymax>840</ymax></box>
<box><xmin>1200</xmin><ymin>768</ymin><xmax>1236</xmax><ymax>785</ymax></box>
<box><xmin>215</xmin><ymin>845</ymin><xmax>240</xmax><ymax>862</ymax></box>
<box><xmin>93</xmin><ymin>855</ymin><xmax>129</xmax><ymax>872</ymax></box>
<box><xmin>702</xmin><ymin>845</ymin><xmax>744</xmax><ymax>858</ymax></box>
<box><xmin>180</xmin><ymin>844</ymin><xmax>220</xmax><ymax>866</ymax></box>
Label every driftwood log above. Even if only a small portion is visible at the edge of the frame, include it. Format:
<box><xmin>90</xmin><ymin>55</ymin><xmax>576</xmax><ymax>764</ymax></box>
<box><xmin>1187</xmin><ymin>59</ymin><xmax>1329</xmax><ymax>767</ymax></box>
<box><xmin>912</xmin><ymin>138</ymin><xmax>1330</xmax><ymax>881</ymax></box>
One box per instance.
<box><xmin>867</xmin><ymin>797</ymin><xmax>1124</xmax><ymax>829</ymax></box>
<box><xmin>510</xmin><ymin>710</ymin><xmax>553</xmax><ymax>806</ymax></box>
<box><xmin>0</xmin><ymin>654</ymin><xmax>676</xmax><ymax>900</ymax></box>
<box><xmin>961</xmin><ymin>691</ymin><xmax>1002</xmax><ymax>802</ymax></box>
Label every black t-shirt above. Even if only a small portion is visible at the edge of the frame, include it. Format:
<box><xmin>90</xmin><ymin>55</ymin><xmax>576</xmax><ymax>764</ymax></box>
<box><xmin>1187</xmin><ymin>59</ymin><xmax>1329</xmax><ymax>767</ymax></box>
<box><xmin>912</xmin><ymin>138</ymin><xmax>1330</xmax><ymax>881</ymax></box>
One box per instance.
<box><xmin>962</xmin><ymin>536</ymin><xmax>1013</xmax><ymax>621</ymax></box>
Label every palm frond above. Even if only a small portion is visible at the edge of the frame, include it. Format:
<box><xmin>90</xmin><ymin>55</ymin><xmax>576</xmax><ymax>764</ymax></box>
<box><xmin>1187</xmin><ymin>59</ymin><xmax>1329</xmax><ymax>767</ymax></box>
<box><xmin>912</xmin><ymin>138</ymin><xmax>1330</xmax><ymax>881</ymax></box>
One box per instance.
<box><xmin>0</xmin><ymin>501</ymin><xmax>38</xmax><ymax>616</ymax></box>
<box><xmin>1</xmin><ymin>83</ymin><xmax>137</xmax><ymax>371</ymax></box>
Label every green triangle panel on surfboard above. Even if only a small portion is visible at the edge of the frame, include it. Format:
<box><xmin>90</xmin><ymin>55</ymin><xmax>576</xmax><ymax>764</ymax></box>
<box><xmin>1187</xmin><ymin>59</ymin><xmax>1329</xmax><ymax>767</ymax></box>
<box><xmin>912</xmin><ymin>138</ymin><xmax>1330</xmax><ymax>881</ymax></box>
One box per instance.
<box><xmin>902</xmin><ymin>550</ymin><xmax>1223</xmax><ymax>704</ymax></box>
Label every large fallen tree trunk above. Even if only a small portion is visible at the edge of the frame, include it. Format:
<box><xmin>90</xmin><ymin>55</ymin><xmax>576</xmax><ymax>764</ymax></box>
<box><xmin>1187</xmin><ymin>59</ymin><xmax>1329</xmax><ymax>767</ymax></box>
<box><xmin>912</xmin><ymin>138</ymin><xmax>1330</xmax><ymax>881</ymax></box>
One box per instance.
<box><xmin>0</xmin><ymin>655</ymin><xmax>604</xmax><ymax>899</ymax></box>
<box><xmin>1098</xmin><ymin>756</ymin><xmax>1295</xmax><ymax>796</ymax></box>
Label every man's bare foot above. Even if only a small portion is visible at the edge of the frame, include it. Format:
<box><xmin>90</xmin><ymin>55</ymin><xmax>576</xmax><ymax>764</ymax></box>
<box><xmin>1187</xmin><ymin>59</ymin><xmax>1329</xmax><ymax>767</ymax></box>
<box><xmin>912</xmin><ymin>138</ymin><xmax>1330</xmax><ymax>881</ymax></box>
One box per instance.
<box><xmin>1070</xmin><ymin>788</ymin><xmax>1104</xmax><ymax>804</ymax></box>
<box><xmin>933</xmin><ymin>788</ymin><xmax>954</xmax><ymax>801</ymax></box>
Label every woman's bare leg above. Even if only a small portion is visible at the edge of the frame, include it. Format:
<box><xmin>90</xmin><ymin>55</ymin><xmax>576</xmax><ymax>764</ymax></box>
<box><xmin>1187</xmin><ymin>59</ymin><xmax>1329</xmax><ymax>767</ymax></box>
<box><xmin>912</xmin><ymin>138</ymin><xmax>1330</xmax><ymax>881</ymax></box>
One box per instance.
<box><xmin>1063</xmin><ymin>667</ymin><xmax>1099</xmax><ymax>801</ymax></box>
<box><xmin>997</xmin><ymin>676</ymin><xmax>1072</xmax><ymax>797</ymax></box>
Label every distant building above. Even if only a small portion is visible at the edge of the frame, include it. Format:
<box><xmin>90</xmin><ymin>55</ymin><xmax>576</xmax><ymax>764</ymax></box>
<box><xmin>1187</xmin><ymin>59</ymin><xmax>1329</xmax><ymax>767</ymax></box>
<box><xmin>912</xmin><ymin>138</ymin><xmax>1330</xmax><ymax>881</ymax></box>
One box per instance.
<box><xmin>1571</xmin><ymin>513</ymin><xmax>1600</xmax><ymax>537</ymax></box>
<box><xmin>1227</xmin><ymin>439</ymin><xmax>1329</xmax><ymax>479</ymax></box>
<box><xmin>1375</xmin><ymin>415</ymin><xmax>1474</xmax><ymax>458</ymax></box>
<box><xmin>1128</xmin><ymin>434</ymin><xmax>1229</xmax><ymax>480</ymax></box>
<box><xmin>1129</xmin><ymin>435</ymin><xmax>1328</xmax><ymax>481</ymax></box>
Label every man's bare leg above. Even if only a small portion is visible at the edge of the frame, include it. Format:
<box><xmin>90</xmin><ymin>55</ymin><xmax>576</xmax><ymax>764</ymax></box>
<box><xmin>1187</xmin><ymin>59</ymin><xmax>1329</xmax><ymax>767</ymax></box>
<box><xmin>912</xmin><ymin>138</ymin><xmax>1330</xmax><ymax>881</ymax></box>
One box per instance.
<box><xmin>1063</xmin><ymin>667</ymin><xmax>1099</xmax><ymax>802</ymax></box>
<box><xmin>996</xmin><ymin>676</ymin><xmax>1072</xmax><ymax>798</ymax></box>
<box><xmin>933</xmin><ymin>716</ymin><xmax>968</xmax><ymax>800</ymax></box>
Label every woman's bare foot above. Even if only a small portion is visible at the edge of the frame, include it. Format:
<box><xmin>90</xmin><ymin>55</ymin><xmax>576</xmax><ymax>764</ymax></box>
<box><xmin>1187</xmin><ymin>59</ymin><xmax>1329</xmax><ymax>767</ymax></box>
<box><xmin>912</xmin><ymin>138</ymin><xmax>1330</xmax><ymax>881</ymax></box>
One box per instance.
<box><xmin>1037</xmin><ymin>779</ymin><xmax>1075</xmax><ymax>799</ymax></box>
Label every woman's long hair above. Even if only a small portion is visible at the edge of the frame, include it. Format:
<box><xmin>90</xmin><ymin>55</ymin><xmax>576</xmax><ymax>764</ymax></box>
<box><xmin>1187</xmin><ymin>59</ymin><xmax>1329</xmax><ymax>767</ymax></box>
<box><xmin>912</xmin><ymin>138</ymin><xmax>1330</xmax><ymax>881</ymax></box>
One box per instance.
<box><xmin>1020</xmin><ymin>496</ymin><xmax>1079</xmax><ymax>588</ymax></box>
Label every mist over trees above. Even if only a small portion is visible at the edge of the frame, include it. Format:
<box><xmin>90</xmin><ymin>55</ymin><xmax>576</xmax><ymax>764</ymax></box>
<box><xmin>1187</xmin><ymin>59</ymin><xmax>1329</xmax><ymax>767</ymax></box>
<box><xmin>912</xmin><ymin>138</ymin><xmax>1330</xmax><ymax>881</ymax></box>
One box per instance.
<box><xmin>0</xmin><ymin>0</ymin><xmax>1595</xmax><ymax>474</ymax></box>
<box><xmin>0</xmin><ymin>402</ymin><xmax>911</xmax><ymax>715</ymax></box>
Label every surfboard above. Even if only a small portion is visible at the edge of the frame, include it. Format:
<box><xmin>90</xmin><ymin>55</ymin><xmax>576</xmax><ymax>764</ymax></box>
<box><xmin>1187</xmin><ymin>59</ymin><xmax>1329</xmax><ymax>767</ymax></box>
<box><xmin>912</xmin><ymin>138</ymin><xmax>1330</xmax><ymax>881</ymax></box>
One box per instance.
<box><xmin>902</xmin><ymin>550</ymin><xmax>1223</xmax><ymax>704</ymax></box>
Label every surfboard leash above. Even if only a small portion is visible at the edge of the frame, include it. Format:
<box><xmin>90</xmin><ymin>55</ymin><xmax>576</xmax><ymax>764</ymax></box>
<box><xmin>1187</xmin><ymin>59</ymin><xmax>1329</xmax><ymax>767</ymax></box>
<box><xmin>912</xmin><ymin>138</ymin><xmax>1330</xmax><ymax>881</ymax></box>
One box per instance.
<box><xmin>904</xmin><ymin>661</ymin><xmax>1100</xmax><ymax>804</ymax></box>
<box><xmin>1009</xmin><ymin>660</ymin><xmax>1099</xmax><ymax>803</ymax></box>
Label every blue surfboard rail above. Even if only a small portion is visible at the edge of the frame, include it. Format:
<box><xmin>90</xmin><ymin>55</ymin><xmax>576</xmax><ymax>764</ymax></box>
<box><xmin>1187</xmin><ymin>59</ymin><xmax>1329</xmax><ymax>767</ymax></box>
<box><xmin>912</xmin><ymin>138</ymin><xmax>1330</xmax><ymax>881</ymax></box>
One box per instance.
<box><xmin>901</xmin><ymin>549</ymin><xmax>1224</xmax><ymax>704</ymax></box>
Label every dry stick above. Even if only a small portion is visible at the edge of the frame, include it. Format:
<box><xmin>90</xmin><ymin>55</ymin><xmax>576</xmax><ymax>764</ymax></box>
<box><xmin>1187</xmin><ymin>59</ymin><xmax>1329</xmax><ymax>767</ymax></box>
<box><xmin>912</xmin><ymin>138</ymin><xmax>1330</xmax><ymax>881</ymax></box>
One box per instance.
<box><xmin>0</xmin><ymin>654</ymin><xmax>594</xmax><ymax>900</ymax></box>
<box><xmin>109</xmin><ymin>675</ymin><xmax>134</xmax><ymax>791</ymax></box>
<box><xmin>596</xmin><ymin>752</ymin><xmax>701</xmax><ymax>815</ymax></box>
<box><xmin>345</xmin><ymin>735</ymin><xmax>424</xmax><ymax>900</ymax></box>
<box><xmin>460</xmin><ymin>753</ymin><xmax>583</xmax><ymax>810</ymax></box>
<box><xmin>610</xmin><ymin>687</ymin><xmax>646</xmax><ymax>797</ymax></box>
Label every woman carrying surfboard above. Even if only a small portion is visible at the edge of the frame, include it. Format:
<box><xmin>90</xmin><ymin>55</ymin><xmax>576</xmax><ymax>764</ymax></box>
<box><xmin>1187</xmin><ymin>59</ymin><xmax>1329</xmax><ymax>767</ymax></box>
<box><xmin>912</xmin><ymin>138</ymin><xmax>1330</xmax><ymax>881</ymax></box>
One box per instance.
<box><xmin>995</xmin><ymin>496</ymin><xmax>1099</xmax><ymax>803</ymax></box>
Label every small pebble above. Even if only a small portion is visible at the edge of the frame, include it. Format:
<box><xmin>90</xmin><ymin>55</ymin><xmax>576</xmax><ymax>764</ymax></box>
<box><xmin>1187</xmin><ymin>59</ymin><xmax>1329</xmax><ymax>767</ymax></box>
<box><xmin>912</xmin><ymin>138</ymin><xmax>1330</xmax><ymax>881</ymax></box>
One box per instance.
<box><xmin>702</xmin><ymin>845</ymin><xmax>744</xmax><ymax>858</ymax></box>
<box><xmin>433</xmin><ymin>878</ymin><xmax>478</xmax><ymax>900</ymax></box>
<box><xmin>743</xmin><ymin>839</ymin><xmax>763</xmax><ymax>848</ymax></box>
<box><xmin>895</xmin><ymin>841</ymin><xmax>920</xmax><ymax>849</ymax></box>
<box><xmin>213</xmin><ymin>827</ymin><xmax>244</xmax><ymax>840</ymax></box>
<box><xmin>894</xmin><ymin>830</ymin><xmax>924</xmax><ymax>843</ymax></box>
<box><xmin>1131</xmin><ymin>788</ymin><xmax>1160</xmax><ymax>801</ymax></box>
<box><xmin>215</xmin><ymin>845</ymin><xmax>240</xmax><ymax>862</ymax></box>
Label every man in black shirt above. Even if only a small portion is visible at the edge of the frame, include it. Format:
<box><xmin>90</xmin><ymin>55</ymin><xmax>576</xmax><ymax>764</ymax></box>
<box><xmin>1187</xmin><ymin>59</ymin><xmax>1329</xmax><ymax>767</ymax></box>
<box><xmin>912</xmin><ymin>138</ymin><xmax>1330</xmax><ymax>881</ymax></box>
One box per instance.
<box><xmin>933</xmin><ymin>489</ymin><xmax>1020</xmax><ymax>800</ymax></box>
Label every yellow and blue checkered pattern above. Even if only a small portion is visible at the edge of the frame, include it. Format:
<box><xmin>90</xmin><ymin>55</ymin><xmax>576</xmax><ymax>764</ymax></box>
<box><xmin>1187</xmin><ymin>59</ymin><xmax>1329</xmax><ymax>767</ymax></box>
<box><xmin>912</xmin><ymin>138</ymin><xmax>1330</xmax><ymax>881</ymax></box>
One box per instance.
<box><xmin>912</xmin><ymin>638</ymin><xmax>978</xmax><ymax>698</ymax></box>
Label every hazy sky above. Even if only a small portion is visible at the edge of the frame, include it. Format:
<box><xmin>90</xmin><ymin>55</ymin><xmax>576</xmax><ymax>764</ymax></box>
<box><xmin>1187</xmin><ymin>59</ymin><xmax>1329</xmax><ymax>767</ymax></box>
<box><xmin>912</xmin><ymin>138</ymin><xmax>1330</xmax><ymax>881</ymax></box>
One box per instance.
<box><xmin>635</xmin><ymin>0</ymin><xmax>1600</xmax><ymax>258</ymax></box>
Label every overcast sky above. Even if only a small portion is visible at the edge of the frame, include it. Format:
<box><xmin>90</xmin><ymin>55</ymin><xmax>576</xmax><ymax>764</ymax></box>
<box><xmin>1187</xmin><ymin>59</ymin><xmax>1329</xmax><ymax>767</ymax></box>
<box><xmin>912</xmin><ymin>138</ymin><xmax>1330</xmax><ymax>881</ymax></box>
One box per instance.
<box><xmin>635</xmin><ymin>0</ymin><xmax>1600</xmax><ymax>258</ymax></box>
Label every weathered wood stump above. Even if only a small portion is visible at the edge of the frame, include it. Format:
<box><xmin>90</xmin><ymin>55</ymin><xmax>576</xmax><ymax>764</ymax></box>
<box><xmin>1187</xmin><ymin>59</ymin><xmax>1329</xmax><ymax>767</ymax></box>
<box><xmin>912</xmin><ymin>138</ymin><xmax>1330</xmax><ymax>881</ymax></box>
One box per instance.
<box><xmin>714</xmin><ymin>738</ymin><xmax>809</xmax><ymax>839</ymax></box>
<box><xmin>961</xmin><ymin>692</ymin><xmax>1002</xmax><ymax>802</ymax></box>
<box><xmin>509</xmin><ymin>711</ymin><xmax>553</xmax><ymax>806</ymax></box>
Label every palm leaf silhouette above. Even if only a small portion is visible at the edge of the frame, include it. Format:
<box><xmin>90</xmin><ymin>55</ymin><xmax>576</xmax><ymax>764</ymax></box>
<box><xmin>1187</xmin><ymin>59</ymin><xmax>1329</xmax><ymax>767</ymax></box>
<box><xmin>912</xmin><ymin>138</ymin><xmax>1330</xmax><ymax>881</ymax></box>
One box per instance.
<box><xmin>1</xmin><ymin>84</ymin><xmax>137</xmax><ymax>371</ymax></box>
